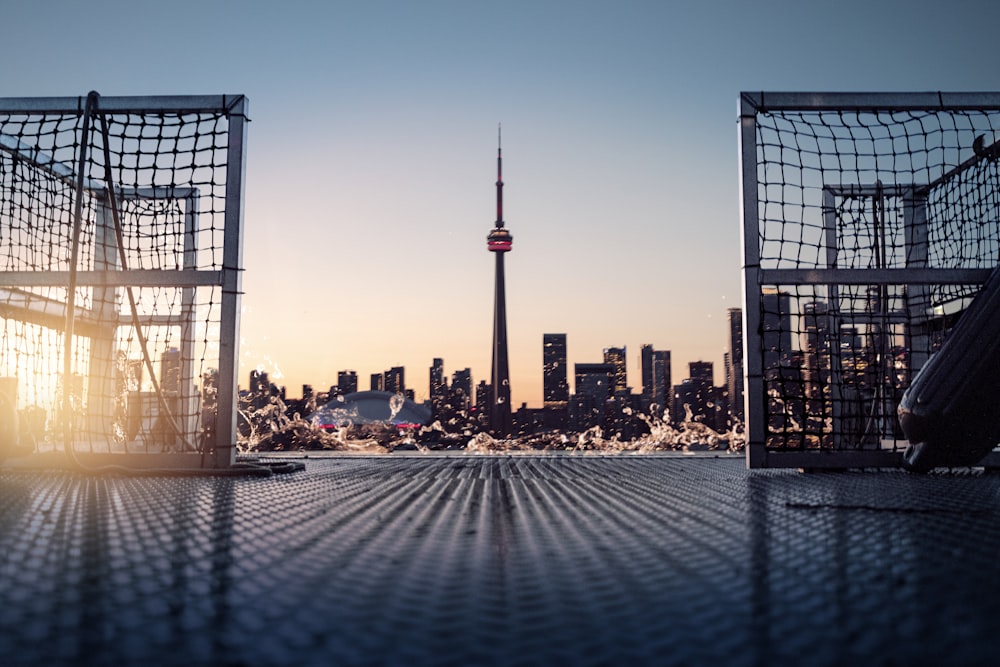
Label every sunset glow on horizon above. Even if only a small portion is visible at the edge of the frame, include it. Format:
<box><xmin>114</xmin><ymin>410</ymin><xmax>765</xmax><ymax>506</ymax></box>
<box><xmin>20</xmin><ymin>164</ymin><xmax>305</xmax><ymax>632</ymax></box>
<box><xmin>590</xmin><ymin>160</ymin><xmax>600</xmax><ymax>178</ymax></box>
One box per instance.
<box><xmin>6</xmin><ymin>0</ymin><xmax>997</xmax><ymax>409</ymax></box>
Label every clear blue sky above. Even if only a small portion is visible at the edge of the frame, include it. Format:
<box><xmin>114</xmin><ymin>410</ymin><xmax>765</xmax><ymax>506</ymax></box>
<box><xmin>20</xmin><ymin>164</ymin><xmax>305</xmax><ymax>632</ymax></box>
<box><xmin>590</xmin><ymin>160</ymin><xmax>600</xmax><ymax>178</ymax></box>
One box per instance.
<box><xmin>6</xmin><ymin>0</ymin><xmax>999</xmax><ymax>407</ymax></box>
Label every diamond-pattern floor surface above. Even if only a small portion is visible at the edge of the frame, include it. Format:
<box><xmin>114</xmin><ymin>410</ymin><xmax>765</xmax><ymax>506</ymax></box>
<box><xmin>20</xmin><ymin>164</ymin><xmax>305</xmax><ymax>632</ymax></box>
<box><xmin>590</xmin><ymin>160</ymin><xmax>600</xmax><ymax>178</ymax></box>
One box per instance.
<box><xmin>2</xmin><ymin>455</ymin><xmax>1000</xmax><ymax>666</ymax></box>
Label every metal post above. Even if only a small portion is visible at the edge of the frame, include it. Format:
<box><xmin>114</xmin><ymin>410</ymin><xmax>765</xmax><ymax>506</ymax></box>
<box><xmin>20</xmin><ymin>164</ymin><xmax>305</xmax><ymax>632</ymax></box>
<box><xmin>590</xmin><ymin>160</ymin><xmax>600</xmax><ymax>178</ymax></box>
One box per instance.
<box><xmin>823</xmin><ymin>188</ymin><xmax>846</xmax><ymax>448</ymax></box>
<box><xmin>87</xmin><ymin>197</ymin><xmax>120</xmax><ymax>446</ymax></box>
<box><xmin>739</xmin><ymin>94</ymin><xmax>766</xmax><ymax>468</ymax></box>
<box><xmin>213</xmin><ymin>96</ymin><xmax>248</xmax><ymax>468</ymax></box>
<box><xmin>903</xmin><ymin>189</ymin><xmax>930</xmax><ymax>374</ymax></box>
<box><xmin>180</xmin><ymin>191</ymin><xmax>199</xmax><ymax>450</ymax></box>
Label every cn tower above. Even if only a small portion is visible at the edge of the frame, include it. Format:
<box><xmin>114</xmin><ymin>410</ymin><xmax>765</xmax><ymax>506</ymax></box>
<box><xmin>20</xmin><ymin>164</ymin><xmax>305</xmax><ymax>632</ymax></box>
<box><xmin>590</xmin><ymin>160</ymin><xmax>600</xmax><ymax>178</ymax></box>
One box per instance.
<box><xmin>487</xmin><ymin>126</ymin><xmax>513</xmax><ymax>436</ymax></box>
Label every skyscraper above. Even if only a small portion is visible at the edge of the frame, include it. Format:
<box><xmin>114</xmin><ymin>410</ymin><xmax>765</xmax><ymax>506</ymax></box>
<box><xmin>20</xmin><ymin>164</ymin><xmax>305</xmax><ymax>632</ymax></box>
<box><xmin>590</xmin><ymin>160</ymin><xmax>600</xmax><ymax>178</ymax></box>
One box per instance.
<box><xmin>543</xmin><ymin>333</ymin><xmax>569</xmax><ymax>429</ymax></box>
<box><xmin>727</xmin><ymin>307</ymin><xmax>745</xmax><ymax>421</ymax></box>
<box><xmin>384</xmin><ymin>367</ymin><xmax>405</xmax><ymax>394</ymax></box>
<box><xmin>652</xmin><ymin>349</ymin><xmax>671</xmax><ymax>417</ymax></box>
<box><xmin>674</xmin><ymin>361</ymin><xmax>721</xmax><ymax>429</ymax></box>
<box><xmin>801</xmin><ymin>300</ymin><xmax>832</xmax><ymax>401</ymax></box>
<box><xmin>603</xmin><ymin>346</ymin><xmax>627</xmax><ymax>394</ymax></box>
<box><xmin>572</xmin><ymin>362</ymin><xmax>615</xmax><ymax>430</ymax></box>
<box><xmin>475</xmin><ymin>380</ymin><xmax>491</xmax><ymax>419</ymax></box>
<box><xmin>761</xmin><ymin>288</ymin><xmax>792</xmax><ymax>372</ymax></box>
<box><xmin>429</xmin><ymin>358</ymin><xmax>447</xmax><ymax>416</ymax></box>
<box><xmin>337</xmin><ymin>370</ymin><xmax>358</xmax><ymax>395</ymax></box>
<box><xmin>451</xmin><ymin>368</ymin><xmax>472</xmax><ymax>411</ymax></box>
<box><xmin>640</xmin><ymin>344</ymin><xmax>671</xmax><ymax>415</ymax></box>
<box><xmin>487</xmin><ymin>127</ymin><xmax>513</xmax><ymax>436</ymax></box>
<box><xmin>543</xmin><ymin>334</ymin><xmax>569</xmax><ymax>407</ymax></box>
<box><xmin>689</xmin><ymin>361</ymin><xmax>714</xmax><ymax>388</ymax></box>
<box><xmin>161</xmin><ymin>347</ymin><xmax>181</xmax><ymax>395</ymax></box>
<box><xmin>640</xmin><ymin>344</ymin><xmax>654</xmax><ymax>407</ymax></box>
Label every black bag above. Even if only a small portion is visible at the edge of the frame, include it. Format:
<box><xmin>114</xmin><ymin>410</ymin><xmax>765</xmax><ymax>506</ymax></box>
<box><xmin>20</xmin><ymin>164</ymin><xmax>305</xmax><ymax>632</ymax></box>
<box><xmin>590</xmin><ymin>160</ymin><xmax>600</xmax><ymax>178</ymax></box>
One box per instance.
<box><xmin>898</xmin><ymin>265</ymin><xmax>1000</xmax><ymax>472</ymax></box>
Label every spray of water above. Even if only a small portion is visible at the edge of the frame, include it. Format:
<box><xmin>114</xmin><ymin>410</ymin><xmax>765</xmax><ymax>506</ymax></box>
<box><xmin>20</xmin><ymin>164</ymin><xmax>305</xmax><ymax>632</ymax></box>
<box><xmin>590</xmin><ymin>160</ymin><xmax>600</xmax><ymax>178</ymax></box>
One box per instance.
<box><xmin>237</xmin><ymin>397</ymin><xmax>746</xmax><ymax>455</ymax></box>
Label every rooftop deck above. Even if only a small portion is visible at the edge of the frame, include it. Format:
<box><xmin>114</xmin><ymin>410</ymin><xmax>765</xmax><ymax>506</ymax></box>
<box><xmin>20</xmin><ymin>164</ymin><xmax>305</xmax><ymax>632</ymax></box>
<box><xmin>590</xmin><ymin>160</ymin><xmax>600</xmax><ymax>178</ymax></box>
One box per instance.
<box><xmin>2</xmin><ymin>454</ymin><xmax>999</xmax><ymax>666</ymax></box>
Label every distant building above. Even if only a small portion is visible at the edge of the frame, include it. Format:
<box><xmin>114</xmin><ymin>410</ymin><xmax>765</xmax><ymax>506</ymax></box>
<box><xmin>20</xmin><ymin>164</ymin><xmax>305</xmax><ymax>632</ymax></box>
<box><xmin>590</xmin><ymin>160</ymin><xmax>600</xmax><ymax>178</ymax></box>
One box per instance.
<box><xmin>543</xmin><ymin>333</ymin><xmax>569</xmax><ymax>429</ymax></box>
<box><xmin>673</xmin><ymin>361</ymin><xmax>724</xmax><ymax>430</ymax></box>
<box><xmin>652</xmin><ymin>350</ymin><xmax>671</xmax><ymax>417</ymax></box>
<box><xmin>640</xmin><ymin>344</ymin><xmax>671</xmax><ymax>417</ymax></box>
<box><xmin>283</xmin><ymin>383</ymin><xmax>315</xmax><ymax>421</ymax></box>
<box><xmin>514</xmin><ymin>402</ymin><xmax>545</xmax><ymax>436</ymax></box>
<box><xmin>370</xmin><ymin>373</ymin><xmax>384</xmax><ymax>392</ymax></box>
<box><xmin>384</xmin><ymin>366</ymin><xmax>405</xmax><ymax>394</ymax></box>
<box><xmin>689</xmin><ymin>361</ymin><xmax>713</xmax><ymax>390</ymax></box>
<box><xmin>249</xmin><ymin>370</ymin><xmax>270</xmax><ymax>411</ymax></box>
<box><xmin>726</xmin><ymin>308</ymin><xmax>744</xmax><ymax>422</ymax></box>
<box><xmin>161</xmin><ymin>347</ymin><xmax>181</xmax><ymax>394</ymax></box>
<box><xmin>640</xmin><ymin>344</ymin><xmax>654</xmax><ymax>409</ymax></box>
<box><xmin>572</xmin><ymin>362</ymin><xmax>615</xmax><ymax>430</ymax></box>
<box><xmin>451</xmin><ymin>368</ymin><xmax>472</xmax><ymax>412</ymax></box>
<box><xmin>761</xmin><ymin>288</ymin><xmax>792</xmax><ymax>372</ymax></box>
<box><xmin>603</xmin><ymin>346</ymin><xmax>627</xmax><ymax>394</ymax></box>
<box><xmin>430</xmin><ymin>358</ymin><xmax>446</xmax><ymax>397</ymax></box>
<box><xmin>475</xmin><ymin>380</ymin><xmax>491</xmax><ymax>427</ymax></box>
<box><xmin>429</xmin><ymin>358</ymin><xmax>447</xmax><ymax>418</ymax></box>
<box><xmin>338</xmin><ymin>370</ymin><xmax>358</xmax><ymax>396</ymax></box>
<box><xmin>801</xmin><ymin>300</ymin><xmax>832</xmax><ymax>401</ymax></box>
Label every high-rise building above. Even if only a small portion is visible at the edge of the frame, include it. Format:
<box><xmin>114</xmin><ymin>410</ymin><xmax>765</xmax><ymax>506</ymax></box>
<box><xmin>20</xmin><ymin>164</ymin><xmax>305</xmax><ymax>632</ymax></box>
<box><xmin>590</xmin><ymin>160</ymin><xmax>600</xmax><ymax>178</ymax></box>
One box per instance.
<box><xmin>451</xmin><ymin>368</ymin><xmax>472</xmax><ymax>411</ymax></box>
<box><xmin>487</xmin><ymin>127</ymin><xmax>514</xmax><ymax>436</ymax></box>
<box><xmin>603</xmin><ymin>346</ymin><xmax>627</xmax><ymax>394</ymax></box>
<box><xmin>543</xmin><ymin>334</ymin><xmax>569</xmax><ymax>406</ymax></box>
<box><xmin>727</xmin><ymin>307</ymin><xmax>745</xmax><ymax>422</ymax></box>
<box><xmin>429</xmin><ymin>358</ymin><xmax>447</xmax><ymax>416</ymax></box>
<box><xmin>248</xmin><ymin>369</ymin><xmax>271</xmax><ymax>412</ymax></box>
<box><xmin>161</xmin><ymin>347</ymin><xmax>181</xmax><ymax>394</ymax></box>
<box><xmin>337</xmin><ymin>370</ymin><xmax>358</xmax><ymax>395</ymax></box>
<box><xmin>674</xmin><ymin>361</ymin><xmax>721</xmax><ymax>429</ymax></box>
<box><xmin>384</xmin><ymin>366</ymin><xmax>405</xmax><ymax>394</ymax></box>
<box><xmin>640</xmin><ymin>345</ymin><xmax>671</xmax><ymax>415</ymax></box>
<box><xmin>572</xmin><ymin>362</ymin><xmax>615</xmax><ymax>430</ymax></box>
<box><xmin>689</xmin><ymin>361</ymin><xmax>714</xmax><ymax>388</ymax></box>
<box><xmin>640</xmin><ymin>344</ymin><xmax>654</xmax><ymax>407</ymax></box>
<box><xmin>761</xmin><ymin>288</ymin><xmax>792</xmax><ymax>372</ymax></box>
<box><xmin>652</xmin><ymin>350</ymin><xmax>671</xmax><ymax>417</ymax></box>
<box><xmin>475</xmin><ymin>380</ymin><xmax>491</xmax><ymax>417</ymax></box>
<box><xmin>801</xmin><ymin>300</ymin><xmax>832</xmax><ymax>401</ymax></box>
<box><xmin>543</xmin><ymin>333</ymin><xmax>569</xmax><ymax>429</ymax></box>
<box><xmin>370</xmin><ymin>373</ymin><xmax>384</xmax><ymax>392</ymax></box>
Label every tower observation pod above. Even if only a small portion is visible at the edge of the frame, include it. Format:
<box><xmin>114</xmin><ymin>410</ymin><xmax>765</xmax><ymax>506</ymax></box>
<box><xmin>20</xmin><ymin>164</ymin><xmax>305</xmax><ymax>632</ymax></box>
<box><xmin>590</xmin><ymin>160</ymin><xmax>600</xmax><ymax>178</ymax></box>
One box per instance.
<box><xmin>487</xmin><ymin>228</ymin><xmax>512</xmax><ymax>252</ymax></box>
<box><xmin>488</xmin><ymin>126</ymin><xmax>513</xmax><ymax>436</ymax></box>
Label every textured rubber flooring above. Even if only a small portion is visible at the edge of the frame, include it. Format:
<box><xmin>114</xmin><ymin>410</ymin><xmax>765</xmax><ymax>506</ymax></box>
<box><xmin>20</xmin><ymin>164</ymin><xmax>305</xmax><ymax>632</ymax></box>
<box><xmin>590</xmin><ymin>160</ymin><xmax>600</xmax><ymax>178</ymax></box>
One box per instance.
<box><xmin>2</xmin><ymin>455</ymin><xmax>1000</xmax><ymax>666</ymax></box>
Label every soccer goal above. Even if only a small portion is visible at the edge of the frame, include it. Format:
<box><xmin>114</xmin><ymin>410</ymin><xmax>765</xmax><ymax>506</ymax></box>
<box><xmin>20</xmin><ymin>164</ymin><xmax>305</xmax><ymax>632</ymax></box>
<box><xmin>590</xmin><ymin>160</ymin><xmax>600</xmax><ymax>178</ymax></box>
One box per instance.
<box><xmin>739</xmin><ymin>92</ymin><xmax>1000</xmax><ymax>469</ymax></box>
<box><xmin>0</xmin><ymin>92</ymin><xmax>247</xmax><ymax>469</ymax></box>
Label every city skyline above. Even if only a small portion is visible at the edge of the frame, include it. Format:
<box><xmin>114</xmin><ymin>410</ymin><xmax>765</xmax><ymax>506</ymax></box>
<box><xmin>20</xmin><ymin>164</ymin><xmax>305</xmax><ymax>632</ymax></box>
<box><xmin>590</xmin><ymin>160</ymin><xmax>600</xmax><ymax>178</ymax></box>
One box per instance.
<box><xmin>240</xmin><ymin>308</ymin><xmax>745</xmax><ymax>442</ymax></box>
<box><xmin>262</xmin><ymin>311</ymin><xmax>740</xmax><ymax>411</ymax></box>
<box><xmin>5</xmin><ymin>1</ymin><xmax>996</xmax><ymax>412</ymax></box>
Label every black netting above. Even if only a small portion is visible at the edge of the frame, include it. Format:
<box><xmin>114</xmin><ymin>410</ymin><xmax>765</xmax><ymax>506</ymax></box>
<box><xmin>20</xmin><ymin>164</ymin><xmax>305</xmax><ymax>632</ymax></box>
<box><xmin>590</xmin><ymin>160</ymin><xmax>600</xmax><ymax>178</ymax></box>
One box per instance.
<box><xmin>749</xmin><ymin>102</ymin><xmax>1000</xmax><ymax>454</ymax></box>
<box><xmin>0</xmin><ymin>95</ymin><xmax>237</xmax><ymax>457</ymax></box>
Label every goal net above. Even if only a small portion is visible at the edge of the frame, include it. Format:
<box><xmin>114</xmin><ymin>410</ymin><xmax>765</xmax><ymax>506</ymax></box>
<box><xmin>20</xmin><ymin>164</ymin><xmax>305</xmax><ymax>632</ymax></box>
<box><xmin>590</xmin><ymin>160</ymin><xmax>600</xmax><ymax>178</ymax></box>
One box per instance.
<box><xmin>739</xmin><ymin>92</ymin><xmax>1000</xmax><ymax>468</ymax></box>
<box><xmin>0</xmin><ymin>92</ymin><xmax>247</xmax><ymax>468</ymax></box>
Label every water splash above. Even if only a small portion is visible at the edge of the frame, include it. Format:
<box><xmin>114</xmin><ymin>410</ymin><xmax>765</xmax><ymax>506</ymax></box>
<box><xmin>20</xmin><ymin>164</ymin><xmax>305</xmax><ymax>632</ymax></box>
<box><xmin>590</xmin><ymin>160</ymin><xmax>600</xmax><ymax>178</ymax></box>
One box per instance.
<box><xmin>237</xmin><ymin>400</ymin><xmax>745</xmax><ymax>455</ymax></box>
<box><xmin>388</xmin><ymin>392</ymin><xmax>405</xmax><ymax>421</ymax></box>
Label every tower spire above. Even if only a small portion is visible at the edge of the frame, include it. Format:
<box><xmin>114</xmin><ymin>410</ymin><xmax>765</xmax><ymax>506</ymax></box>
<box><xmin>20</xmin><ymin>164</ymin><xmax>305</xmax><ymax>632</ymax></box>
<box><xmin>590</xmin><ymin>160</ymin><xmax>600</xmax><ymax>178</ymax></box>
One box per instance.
<box><xmin>496</xmin><ymin>123</ymin><xmax>504</xmax><ymax>228</ymax></box>
<box><xmin>487</xmin><ymin>125</ymin><xmax>513</xmax><ymax>436</ymax></box>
